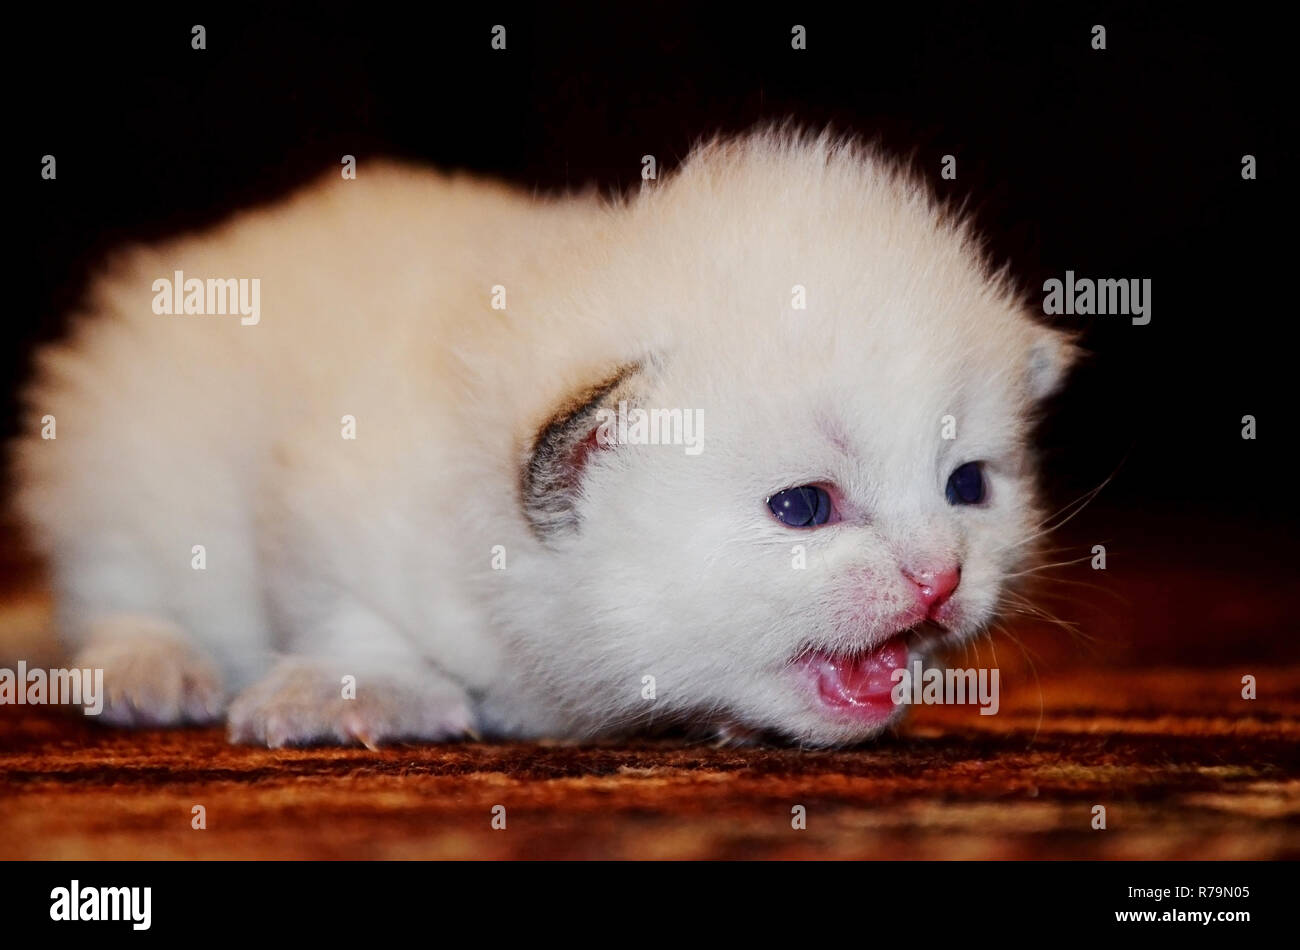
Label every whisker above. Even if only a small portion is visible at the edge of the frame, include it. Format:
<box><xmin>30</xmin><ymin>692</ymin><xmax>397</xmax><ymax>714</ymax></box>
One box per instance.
<box><xmin>993</xmin><ymin>455</ymin><xmax>1129</xmax><ymax>557</ymax></box>
<box><xmin>1002</xmin><ymin>553</ymin><xmax>1096</xmax><ymax>578</ymax></box>
<box><xmin>988</xmin><ymin>620</ymin><xmax>1045</xmax><ymax>742</ymax></box>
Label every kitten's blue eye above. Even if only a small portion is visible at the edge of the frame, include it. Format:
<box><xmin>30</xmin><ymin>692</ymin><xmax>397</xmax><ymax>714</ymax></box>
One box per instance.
<box><xmin>946</xmin><ymin>462</ymin><xmax>986</xmax><ymax>506</ymax></box>
<box><xmin>767</xmin><ymin>485</ymin><xmax>833</xmax><ymax>527</ymax></box>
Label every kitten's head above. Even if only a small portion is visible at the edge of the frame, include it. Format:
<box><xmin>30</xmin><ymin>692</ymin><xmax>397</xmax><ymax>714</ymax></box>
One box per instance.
<box><xmin>515</xmin><ymin>130</ymin><xmax>1075</xmax><ymax>745</ymax></box>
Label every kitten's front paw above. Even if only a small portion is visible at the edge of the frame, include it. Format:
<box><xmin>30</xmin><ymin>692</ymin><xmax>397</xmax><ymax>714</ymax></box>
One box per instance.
<box><xmin>227</xmin><ymin>658</ymin><xmax>474</xmax><ymax>749</ymax></box>
<box><xmin>74</xmin><ymin>621</ymin><xmax>225</xmax><ymax>726</ymax></box>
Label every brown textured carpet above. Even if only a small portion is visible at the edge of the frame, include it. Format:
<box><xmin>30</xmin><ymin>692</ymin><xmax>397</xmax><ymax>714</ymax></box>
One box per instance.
<box><xmin>2</xmin><ymin>512</ymin><xmax>1298</xmax><ymax>859</ymax></box>
<box><xmin>3</xmin><ymin>666</ymin><xmax>1297</xmax><ymax>859</ymax></box>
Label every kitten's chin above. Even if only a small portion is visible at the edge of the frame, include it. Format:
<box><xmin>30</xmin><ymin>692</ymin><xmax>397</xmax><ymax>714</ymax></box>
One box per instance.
<box><xmin>793</xmin><ymin>635</ymin><xmax>911</xmax><ymax>727</ymax></box>
<box><xmin>774</xmin><ymin>639</ymin><xmax>909</xmax><ymax>743</ymax></box>
<box><xmin>782</xmin><ymin>623</ymin><xmax>954</xmax><ymax>743</ymax></box>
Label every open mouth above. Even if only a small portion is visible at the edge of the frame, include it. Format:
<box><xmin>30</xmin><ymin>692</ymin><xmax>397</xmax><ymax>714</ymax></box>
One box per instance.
<box><xmin>793</xmin><ymin>624</ymin><xmax>945</xmax><ymax>725</ymax></box>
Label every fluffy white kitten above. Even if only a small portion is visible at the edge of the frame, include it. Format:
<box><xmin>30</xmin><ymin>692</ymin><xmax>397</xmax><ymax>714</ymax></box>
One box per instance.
<box><xmin>11</xmin><ymin>129</ymin><xmax>1074</xmax><ymax>747</ymax></box>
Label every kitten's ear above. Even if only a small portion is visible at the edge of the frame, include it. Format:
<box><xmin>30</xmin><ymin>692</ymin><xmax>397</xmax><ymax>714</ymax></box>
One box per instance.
<box><xmin>1026</xmin><ymin>327</ymin><xmax>1080</xmax><ymax>401</ymax></box>
<box><xmin>522</xmin><ymin>361</ymin><xmax>644</xmax><ymax>540</ymax></box>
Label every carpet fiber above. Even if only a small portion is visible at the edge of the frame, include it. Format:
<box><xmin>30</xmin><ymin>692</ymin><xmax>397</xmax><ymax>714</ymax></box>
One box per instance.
<box><xmin>3</xmin><ymin>666</ymin><xmax>1296</xmax><ymax>859</ymax></box>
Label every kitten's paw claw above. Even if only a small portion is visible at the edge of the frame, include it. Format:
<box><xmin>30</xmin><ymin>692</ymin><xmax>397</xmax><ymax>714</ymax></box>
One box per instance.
<box><xmin>227</xmin><ymin>658</ymin><xmax>473</xmax><ymax>748</ymax></box>
<box><xmin>74</xmin><ymin>623</ymin><xmax>225</xmax><ymax>726</ymax></box>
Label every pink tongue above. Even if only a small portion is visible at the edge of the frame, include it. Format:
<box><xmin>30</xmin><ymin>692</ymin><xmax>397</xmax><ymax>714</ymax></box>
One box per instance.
<box><xmin>806</xmin><ymin>636</ymin><xmax>910</xmax><ymax>719</ymax></box>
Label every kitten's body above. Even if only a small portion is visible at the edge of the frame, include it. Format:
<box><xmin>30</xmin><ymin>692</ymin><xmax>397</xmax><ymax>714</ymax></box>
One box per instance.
<box><xmin>12</xmin><ymin>131</ymin><xmax>1072</xmax><ymax>746</ymax></box>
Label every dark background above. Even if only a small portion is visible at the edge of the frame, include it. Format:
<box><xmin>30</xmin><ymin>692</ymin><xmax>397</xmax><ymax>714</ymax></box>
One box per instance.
<box><xmin>9</xmin><ymin>4</ymin><xmax>1293</xmax><ymax>558</ymax></box>
<box><xmin>5</xmin><ymin>7</ymin><xmax>1296</xmax><ymax>865</ymax></box>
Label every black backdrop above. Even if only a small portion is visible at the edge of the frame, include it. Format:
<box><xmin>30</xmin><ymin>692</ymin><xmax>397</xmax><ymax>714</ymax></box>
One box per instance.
<box><xmin>9</xmin><ymin>4</ymin><xmax>1292</xmax><ymax>534</ymax></box>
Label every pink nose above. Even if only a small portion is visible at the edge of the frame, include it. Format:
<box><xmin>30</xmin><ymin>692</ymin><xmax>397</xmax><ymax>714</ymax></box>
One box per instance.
<box><xmin>903</xmin><ymin>565</ymin><xmax>961</xmax><ymax>615</ymax></box>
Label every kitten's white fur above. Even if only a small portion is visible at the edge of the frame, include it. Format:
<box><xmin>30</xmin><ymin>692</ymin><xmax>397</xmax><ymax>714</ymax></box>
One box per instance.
<box><xmin>11</xmin><ymin>129</ymin><xmax>1073</xmax><ymax>746</ymax></box>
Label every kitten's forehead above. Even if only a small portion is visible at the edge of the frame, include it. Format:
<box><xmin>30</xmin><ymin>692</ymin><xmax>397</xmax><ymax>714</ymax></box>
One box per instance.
<box><xmin>623</xmin><ymin>132</ymin><xmax>1039</xmax><ymax>373</ymax></box>
<box><xmin>667</xmin><ymin>294</ymin><xmax>1033</xmax><ymax>420</ymax></box>
<box><xmin>600</xmin><ymin>130</ymin><xmax>1057</xmax><ymax>441</ymax></box>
